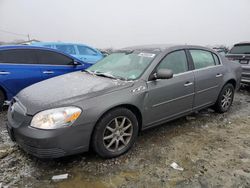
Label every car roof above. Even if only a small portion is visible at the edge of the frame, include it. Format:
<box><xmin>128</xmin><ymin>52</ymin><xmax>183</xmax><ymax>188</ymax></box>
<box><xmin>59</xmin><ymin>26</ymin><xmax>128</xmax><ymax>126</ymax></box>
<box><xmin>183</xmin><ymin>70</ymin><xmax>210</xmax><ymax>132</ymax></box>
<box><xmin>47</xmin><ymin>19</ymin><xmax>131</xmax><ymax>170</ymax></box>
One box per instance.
<box><xmin>121</xmin><ymin>44</ymin><xmax>214</xmax><ymax>53</ymax></box>
<box><xmin>31</xmin><ymin>42</ymin><xmax>95</xmax><ymax>48</ymax></box>
<box><xmin>0</xmin><ymin>45</ymin><xmax>80</xmax><ymax>60</ymax></box>
<box><xmin>234</xmin><ymin>42</ymin><xmax>250</xmax><ymax>46</ymax></box>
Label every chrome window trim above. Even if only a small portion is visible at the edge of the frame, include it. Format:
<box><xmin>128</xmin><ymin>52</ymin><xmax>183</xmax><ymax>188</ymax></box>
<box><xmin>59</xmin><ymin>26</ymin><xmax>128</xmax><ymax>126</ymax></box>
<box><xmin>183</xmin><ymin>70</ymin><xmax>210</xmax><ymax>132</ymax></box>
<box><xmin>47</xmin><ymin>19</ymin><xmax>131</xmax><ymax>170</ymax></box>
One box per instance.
<box><xmin>146</xmin><ymin>64</ymin><xmax>222</xmax><ymax>83</ymax></box>
<box><xmin>192</xmin><ymin>64</ymin><xmax>223</xmax><ymax>72</ymax></box>
<box><xmin>214</xmin><ymin>53</ymin><xmax>222</xmax><ymax>65</ymax></box>
<box><xmin>0</xmin><ymin>62</ymin><xmax>79</xmax><ymax>67</ymax></box>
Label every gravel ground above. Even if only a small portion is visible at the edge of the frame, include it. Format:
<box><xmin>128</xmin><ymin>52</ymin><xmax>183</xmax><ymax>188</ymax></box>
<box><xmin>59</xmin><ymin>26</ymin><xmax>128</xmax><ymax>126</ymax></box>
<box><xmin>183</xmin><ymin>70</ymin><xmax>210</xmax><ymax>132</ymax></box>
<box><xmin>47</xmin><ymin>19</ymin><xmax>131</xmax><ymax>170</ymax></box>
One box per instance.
<box><xmin>0</xmin><ymin>87</ymin><xmax>250</xmax><ymax>188</ymax></box>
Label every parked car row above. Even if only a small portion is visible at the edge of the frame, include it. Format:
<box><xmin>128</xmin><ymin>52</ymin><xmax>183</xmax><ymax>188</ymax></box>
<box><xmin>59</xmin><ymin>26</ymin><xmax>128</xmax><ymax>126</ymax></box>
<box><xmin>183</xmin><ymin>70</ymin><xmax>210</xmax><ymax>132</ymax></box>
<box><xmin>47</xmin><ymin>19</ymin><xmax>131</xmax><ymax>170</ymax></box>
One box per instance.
<box><xmin>210</xmin><ymin>43</ymin><xmax>250</xmax><ymax>85</ymax></box>
<box><xmin>225</xmin><ymin>42</ymin><xmax>250</xmax><ymax>85</ymax></box>
<box><xmin>0</xmin><ymin>45</ymin><xmax>93</xmax><ymax>106</ymax></box>
<box><xmin>30</xmin><ymin>42</ymin><xmax>104</xmax><ymax>63</ymax></box>
<box><xmin>6</xmin><ymin>44</ymin><xmax>242</xmax><ymax>158</ymax></box>
<box><xmin>212</xmin><ymin>47</ymin><xmax>229</xmax><ymax>56</ymax></box>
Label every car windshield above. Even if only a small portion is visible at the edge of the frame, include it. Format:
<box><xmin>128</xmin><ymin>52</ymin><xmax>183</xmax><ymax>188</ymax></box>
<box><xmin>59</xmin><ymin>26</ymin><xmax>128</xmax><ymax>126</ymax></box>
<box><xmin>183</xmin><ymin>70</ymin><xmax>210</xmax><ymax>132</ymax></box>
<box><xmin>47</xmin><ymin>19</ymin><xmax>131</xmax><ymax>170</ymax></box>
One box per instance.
<box><xmin>86</xmin><ymin>51</ymin><xmax>157</xmax><ymax>80</ymax></box>
<box><xmin>230</xmin><ymin>44</ymin><xmax>250</xmax><ymax>54</ymax></box>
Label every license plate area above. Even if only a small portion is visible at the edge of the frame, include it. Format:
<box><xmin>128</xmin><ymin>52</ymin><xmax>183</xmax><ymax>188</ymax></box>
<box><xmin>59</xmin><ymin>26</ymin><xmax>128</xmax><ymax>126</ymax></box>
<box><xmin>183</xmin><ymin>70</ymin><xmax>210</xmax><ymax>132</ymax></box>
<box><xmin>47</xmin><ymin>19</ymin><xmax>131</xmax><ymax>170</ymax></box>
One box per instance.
<box><xmin>240</xmin><ymin>60</ymin><xmax>249</xmax><ymax>64</ymax></box>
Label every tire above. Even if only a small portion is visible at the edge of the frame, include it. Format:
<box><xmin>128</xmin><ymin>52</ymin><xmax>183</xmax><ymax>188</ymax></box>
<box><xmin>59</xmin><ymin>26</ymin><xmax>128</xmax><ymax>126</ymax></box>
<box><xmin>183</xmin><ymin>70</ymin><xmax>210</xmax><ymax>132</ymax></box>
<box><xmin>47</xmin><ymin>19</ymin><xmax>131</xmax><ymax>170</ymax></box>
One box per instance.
<box><xmin>92</xmin><ymin>108</ymin><xmax>139</xmax><ymax>158</ymax></box>
<box><xmin>214</xmin><ymin>83</ymin><xmax>234</xmax><ymax>113</ymax></box>
<box><xmin>0</xmin><ymin>89</ymin><xmax>5</xmax><ymax>109</ymax></box>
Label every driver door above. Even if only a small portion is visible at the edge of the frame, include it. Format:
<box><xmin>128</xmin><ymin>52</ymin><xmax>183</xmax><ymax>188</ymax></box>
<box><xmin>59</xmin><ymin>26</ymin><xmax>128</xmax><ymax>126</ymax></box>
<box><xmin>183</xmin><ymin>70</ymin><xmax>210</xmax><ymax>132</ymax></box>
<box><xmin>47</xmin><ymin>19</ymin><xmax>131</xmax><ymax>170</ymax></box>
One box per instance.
<box><xmin>144</xmin><ymin>50</ymin><xmax>195</xmax><ymax>127</ymax></box>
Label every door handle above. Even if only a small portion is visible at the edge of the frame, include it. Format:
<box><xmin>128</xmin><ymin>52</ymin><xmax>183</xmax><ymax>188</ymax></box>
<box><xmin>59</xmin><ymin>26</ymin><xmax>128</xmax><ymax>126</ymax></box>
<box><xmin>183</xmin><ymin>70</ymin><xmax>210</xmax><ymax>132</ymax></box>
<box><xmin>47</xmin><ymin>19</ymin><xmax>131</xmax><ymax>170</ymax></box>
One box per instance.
<box><xmin>43</xmin><ymin>71</ymin><xmax>54</xmax><ymax>74</ymax></box>
<box><xmin>216</xmin><ymin>73</ymin><xmax>223</xmax><ymax>78</ymax></box>
<box><xmin>0</xmin><ymin>71</ymin><xmax>10</xmax><ymax>75</ymax></box>
<box><xmin>184</xmin><ymin>82</ymin><xmax>193</xmax><ymax>87</ymax></box>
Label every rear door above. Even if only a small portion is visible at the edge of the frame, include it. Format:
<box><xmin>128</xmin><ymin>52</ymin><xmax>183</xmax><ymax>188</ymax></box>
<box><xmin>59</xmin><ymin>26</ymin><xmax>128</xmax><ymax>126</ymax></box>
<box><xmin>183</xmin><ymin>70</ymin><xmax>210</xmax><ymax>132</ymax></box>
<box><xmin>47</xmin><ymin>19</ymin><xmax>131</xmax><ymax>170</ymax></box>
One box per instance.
<box><xmin>35</xmin><ymin>50</ymin><xmax>85</xmax><ymax>79</ymax></box>
<box><xmin>0</xmin><ymin>49</ymin><xmax>43</xmax><ymax>98</ymax></box>
<box><xmin>145</xmin><ymin>50</ymin><xmax>195</xmax><ymax>126</ymax></box>
<box><xmin>189</xmin><ymin>49</ymin><xmax>225</xmax><ymax>110</ymax></box>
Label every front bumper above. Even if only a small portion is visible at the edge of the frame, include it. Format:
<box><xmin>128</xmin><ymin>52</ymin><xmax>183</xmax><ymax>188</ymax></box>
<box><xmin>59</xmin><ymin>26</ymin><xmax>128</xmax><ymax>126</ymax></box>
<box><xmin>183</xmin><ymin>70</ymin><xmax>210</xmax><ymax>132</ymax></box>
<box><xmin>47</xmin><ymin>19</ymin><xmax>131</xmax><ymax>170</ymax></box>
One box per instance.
<box><xmin>6</xmin><ymin>121</ymin><xmax>93</xmax><ymax>158</ymax></box>
<box><xmin>7</xmin><ymin>102</ymin><xmax>94</xmax><ymax>158</ymax></box>
<box><xmin>241</xmin><ymin>66</ymin><xmax>250</xmax><ymax>85</ymax></box>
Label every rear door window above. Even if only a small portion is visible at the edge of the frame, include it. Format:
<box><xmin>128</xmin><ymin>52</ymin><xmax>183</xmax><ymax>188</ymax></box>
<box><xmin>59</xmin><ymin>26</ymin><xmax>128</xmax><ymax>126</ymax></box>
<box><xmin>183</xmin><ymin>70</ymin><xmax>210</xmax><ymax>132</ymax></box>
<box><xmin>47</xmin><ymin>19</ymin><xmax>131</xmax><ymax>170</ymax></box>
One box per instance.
<box><xmin>77</xmin><ymin>45</ymin><xmax>97</xmax><ymax>55</ymax></box>
<box><xmin>0</xmin><ymin>49</ymin><xmax>36</xmax><ymax>64</ymax></box>
<box><xmin>36</xmin><ymin>50</ymin><xmax>73</xmax><ymax>65</ymax></box>
<box><xmin>190</xmin><ymin>50</ymin><xmax>215</xmax><ymax>69</ymax></box>
<box><xmin>55</xmin><ymin>45</ymin><xmax>76</xmax><ymax>55</ymax></box>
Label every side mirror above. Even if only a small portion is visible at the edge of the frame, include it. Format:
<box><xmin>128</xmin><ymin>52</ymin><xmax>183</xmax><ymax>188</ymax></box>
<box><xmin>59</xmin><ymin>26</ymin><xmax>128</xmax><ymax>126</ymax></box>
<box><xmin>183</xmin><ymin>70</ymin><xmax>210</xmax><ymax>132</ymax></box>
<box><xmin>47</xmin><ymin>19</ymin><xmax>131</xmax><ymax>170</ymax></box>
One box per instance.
<box><xmin>72</xmin><ymin>61</ymin><xmax>81</xmax><ymax>66</ymax></box>
<box><xmin>149</xmin><ymin>69</ymin><xmax>173</xmax><ymax>80</ymax></box>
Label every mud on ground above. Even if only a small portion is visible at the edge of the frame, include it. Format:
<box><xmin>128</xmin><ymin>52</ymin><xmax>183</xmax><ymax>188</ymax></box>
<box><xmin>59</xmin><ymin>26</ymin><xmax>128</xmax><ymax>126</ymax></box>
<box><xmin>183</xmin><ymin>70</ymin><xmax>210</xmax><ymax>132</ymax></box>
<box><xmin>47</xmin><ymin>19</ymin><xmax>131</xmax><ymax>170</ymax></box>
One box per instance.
<box><xmin>0</xmin><ymin>87</ymin><xmax>250</xmax><ymax>188</ymax></box>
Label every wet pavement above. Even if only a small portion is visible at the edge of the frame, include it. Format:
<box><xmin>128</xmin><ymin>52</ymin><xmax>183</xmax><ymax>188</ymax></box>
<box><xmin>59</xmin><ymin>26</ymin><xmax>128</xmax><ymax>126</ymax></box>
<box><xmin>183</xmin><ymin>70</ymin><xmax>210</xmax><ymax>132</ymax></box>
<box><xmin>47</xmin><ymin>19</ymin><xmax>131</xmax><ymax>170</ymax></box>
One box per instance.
<box><xmin>0</xmin><ymin>87</ymin><xmax>250</xmax><ymax>188</ymax></box>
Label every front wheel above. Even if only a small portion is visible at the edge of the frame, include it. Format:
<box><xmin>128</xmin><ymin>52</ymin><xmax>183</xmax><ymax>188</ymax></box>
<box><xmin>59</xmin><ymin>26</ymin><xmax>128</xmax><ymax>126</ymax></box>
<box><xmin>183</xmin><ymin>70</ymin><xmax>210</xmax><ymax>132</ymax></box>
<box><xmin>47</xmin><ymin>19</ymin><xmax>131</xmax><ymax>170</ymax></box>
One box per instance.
<box><xmin>92</xmin><ymin>108</ymin><xmax>139</xmax><ymax>158</ymax></box>
<box><xmin>214</xmin><ymin>83</ymin><xmax>234</xmax><ymax>113</ymax></box>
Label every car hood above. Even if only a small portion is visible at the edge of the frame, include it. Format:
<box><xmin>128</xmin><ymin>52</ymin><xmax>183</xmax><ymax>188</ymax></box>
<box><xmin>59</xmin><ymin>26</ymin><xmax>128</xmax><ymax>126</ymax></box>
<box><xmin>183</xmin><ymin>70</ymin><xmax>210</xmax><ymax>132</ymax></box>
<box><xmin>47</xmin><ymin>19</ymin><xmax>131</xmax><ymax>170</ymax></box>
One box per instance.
<box><xmin>17</xmin><ymin>71</ymin><xmax>134</xmax><ymax>115</ymax></box>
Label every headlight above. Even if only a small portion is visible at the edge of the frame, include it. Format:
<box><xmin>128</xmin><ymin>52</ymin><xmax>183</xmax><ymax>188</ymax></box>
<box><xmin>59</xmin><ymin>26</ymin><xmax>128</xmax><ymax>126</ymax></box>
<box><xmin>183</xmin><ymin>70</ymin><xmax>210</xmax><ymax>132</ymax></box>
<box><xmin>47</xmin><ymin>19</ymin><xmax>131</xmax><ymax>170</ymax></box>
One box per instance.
<box><xmin>31</xmin><ymin>107</ymin><xmax>82</xmax><ymax>130</ymax></box>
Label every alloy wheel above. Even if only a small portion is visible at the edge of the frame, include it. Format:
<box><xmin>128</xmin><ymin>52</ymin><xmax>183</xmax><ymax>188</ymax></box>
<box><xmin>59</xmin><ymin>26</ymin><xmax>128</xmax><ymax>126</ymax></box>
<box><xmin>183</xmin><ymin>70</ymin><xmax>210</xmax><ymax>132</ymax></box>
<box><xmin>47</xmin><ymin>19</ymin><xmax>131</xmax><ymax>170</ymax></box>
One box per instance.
<box><xmin>221</xmin><ymin>87</ymin><xmax>233</xmax><ymax>110</ymax></box>
<box><xmin>103</xmin><ymin>116</ymin><xmax>133</xmax><ymax>152</ymax></box>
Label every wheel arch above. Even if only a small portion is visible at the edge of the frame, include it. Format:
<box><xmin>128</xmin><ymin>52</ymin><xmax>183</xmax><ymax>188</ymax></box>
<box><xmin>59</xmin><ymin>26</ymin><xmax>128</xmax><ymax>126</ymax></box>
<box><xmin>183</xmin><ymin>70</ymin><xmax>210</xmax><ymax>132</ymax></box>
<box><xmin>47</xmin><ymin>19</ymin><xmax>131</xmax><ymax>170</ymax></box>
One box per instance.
<box><xmin>0</xmin><ymin>85</ymin><xmax>7</xmax><ymax>101</ymax></box>
<box><xmin>90</xmin><ymin>104</ymin><xmax>143</xmax><ymax>145</ymax></box>
<box><xmin>216</xmin><ymin>78</ymin><xmax>236</xmax><ymax>102</ymax></box>
<box><xmin>225</xmin><ymin>79</ymin><xmax>236</xmax><ymax>89</ymax></box>
<box><xmin>97</xmin><ymin>104</ymin><xmax>142</xmax><ymax>131</ymax></box>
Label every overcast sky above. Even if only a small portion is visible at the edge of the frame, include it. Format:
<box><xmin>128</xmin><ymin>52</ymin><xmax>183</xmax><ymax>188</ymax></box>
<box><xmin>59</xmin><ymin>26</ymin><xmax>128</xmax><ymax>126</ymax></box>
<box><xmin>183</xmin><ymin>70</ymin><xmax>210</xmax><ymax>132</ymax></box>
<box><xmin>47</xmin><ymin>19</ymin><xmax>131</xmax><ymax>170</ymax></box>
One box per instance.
<box><xmin>0</xmin><ymin>0</ymin><xmax>249</xmax><ymax>48</ymax></box>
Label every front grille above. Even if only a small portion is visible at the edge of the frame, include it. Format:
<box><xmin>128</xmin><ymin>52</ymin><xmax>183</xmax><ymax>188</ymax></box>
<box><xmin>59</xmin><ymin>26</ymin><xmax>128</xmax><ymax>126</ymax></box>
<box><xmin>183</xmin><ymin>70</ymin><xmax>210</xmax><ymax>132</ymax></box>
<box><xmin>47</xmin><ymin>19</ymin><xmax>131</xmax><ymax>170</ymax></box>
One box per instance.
<box><xmin>18</xmin><ymin>142</ymin><xmax>66</xmax><ymax>158</ymax></box>
<box><xmin>242</xmin><ymin>67</ymin><xmax>250</xmax><ymax>73</ymax></box>
<box><xmin>242</xmin><ymin>66</ymin><xmax>250</xmax><ymax>81</ymax></box>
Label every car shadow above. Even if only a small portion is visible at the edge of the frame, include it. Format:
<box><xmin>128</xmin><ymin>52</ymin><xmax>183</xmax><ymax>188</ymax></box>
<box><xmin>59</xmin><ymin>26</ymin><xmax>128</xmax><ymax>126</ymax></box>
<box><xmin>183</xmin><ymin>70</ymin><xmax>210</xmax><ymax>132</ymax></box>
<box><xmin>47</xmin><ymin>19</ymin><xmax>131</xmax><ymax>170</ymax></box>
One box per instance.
<box><xmin>240</xmin><ymin>84</ymin><xmax>250</xmax><ymax>93</ymax></box>
<box><xmin>28</xmin><ymin>108</ymin><xmax>216</xmax><ymax>166</ymax></box>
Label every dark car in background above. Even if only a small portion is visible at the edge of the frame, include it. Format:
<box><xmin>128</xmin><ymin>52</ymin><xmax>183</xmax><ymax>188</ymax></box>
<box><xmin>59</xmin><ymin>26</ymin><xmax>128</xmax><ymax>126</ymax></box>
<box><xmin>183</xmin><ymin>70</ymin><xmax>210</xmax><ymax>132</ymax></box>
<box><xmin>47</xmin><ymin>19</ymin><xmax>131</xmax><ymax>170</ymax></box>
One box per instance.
<box><xmin>226</xmin><ymin>42</ymin><xmax>250</xmax><ymax>85</ymax></box>
<box><xmin>212</xmin><ymin>47</ymin><xmax>229</xmax><ymax>56</ymax></box>
<box><xmin>7</xmin><ymin>45</ymin><xmax>241</xmax><ymax>159</ymax></box>
<box><xmin>0</xmin><ymin>45</ymin><xmax>91</xmax><ymax>106</ymax></box>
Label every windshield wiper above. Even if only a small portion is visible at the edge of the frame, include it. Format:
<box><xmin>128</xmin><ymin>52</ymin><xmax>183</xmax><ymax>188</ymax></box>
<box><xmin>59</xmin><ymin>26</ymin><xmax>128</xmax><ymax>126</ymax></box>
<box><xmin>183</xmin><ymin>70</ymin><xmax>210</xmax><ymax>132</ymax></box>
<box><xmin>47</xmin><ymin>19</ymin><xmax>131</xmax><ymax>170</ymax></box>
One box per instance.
<box><xmin>114</xmin><ymin>49</ymin><xmax>134</xmax><ymax>55</ymax></box>
<box><xmin>94</xmin><ymin>72</ymin><xmax>117</xmax><ymax>79</ymax></box>
<box><xmin>95</xmin><ymin>71</ymin><xmax>127</xmax><ymax>80</ymax></box>
<box><xmin>83</xmin><ymin>69</ymin><xmax>95</xmax><ymax>75</ymax></box>
<box><xmin>83</xmin><ymin>70</ymin><xmax>127</xmax><ymax>80</ymax></box>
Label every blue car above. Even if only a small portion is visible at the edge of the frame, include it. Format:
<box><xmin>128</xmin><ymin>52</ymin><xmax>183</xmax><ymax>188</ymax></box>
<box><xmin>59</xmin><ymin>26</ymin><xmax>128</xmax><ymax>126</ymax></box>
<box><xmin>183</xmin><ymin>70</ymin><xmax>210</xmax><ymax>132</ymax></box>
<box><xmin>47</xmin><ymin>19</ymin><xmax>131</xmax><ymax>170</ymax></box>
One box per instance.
<box><xmin>0</xmin><ymin>45</ymin><xmax>92</xmax><ymax>106</ymax></box>
<box><xmin>30</xmin><ymin>42</ymin><xmax>103</xmax><ymax>64</ymax></box>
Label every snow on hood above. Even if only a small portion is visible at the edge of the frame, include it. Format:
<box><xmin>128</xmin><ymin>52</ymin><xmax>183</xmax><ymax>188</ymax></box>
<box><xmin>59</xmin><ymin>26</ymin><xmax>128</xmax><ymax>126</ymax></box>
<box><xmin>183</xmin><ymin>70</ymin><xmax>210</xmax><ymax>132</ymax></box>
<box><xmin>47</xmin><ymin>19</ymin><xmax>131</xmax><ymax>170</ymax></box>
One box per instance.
<box><xmin>17</xmin><ymin>71</ymin><xmax>134</xmax><ymax>115</ymax></box>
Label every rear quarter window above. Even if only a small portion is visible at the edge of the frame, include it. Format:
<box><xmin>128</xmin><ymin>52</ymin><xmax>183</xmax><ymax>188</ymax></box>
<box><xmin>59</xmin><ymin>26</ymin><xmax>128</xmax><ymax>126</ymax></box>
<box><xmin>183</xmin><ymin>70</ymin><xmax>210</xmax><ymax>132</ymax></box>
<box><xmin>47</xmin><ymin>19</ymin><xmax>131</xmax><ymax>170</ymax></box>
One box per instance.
<box><xmin>212</xmin><ymin>53</ymin><xmax>220</xmax><ymax>65</ymax></box>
